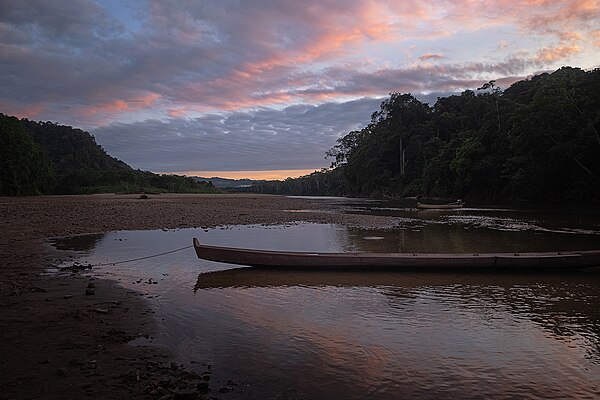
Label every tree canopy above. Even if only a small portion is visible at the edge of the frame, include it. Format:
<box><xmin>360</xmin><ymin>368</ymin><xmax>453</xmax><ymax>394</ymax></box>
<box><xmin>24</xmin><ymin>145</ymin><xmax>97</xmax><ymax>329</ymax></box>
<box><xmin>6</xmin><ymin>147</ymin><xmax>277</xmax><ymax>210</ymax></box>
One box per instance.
<box><xmin>0</xmin><ymin>115</ymin><xmax>55</xmax><ymax>195</ymax></box>
<box><xmin>252</xmin><ymin>67</ymin><xmax>600</xmax><ymax>203</ymax></box>
<box><xmin>0</xmin><ymin>114</ymin><xmax>219</xmax><ymax>196</ymax></box>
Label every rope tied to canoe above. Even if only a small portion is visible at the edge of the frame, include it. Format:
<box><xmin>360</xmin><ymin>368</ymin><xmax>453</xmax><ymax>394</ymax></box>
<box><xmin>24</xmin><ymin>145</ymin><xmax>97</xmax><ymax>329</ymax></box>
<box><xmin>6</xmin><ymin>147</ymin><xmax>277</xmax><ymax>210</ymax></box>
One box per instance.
<box><xmin>60</xmin><ymin>244</ymin><xmax>194</xmax><ymax>270</ymax></box>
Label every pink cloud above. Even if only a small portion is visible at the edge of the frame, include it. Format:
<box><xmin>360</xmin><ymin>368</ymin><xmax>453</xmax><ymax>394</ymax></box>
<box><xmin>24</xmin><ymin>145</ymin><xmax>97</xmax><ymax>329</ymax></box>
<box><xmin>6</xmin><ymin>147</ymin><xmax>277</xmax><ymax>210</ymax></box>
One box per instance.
<box><xmin>168</xmin><ymin>55</ymin><xmax>544</xmax><ymax>113</ymax></box>
<box><xmin>77</xmin><ymin>93</ymin><xmax>161</xmax><ymax>124</ymax></box>
<box><xmin>518</xmin><ymin>0</ymin><xmax>599</xmax><ymax>33</ymax></box>
<box><xmin>145</xmin><ymin>0</ymin><xmax>598</xmax><ymax>112</ymax></box>
<box><xmin>419</xmin><ymin>53</ymin><xmax>445</xmax><ymax>61</ymax></box>
<box><xmin>168</xmin><ymin>108</ymin><xmax>188</xmax><ymax>118</ymax></box>
<box><xmin>591</xmin><ymin>30</ymin><xmax>600</xmax><ymax>47</ymax></box>
<box><xmin>2</xmin><ymin>0</ymin><xmax>599</xmax><ymax>127</ymax></box>
<box><xmin>535</xmin><ymin>45</ymin><xmax>581</xmax><ymax>62</ymax></box>
<box><xmin>0</xmin><ymin>102</ymin><xmax>45</xmax><ymax>119</ymax></box>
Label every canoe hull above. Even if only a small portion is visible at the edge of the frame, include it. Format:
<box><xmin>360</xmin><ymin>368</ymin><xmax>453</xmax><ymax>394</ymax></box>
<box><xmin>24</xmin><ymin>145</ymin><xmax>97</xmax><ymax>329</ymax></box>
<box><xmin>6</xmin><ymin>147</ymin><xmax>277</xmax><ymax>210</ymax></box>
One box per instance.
<box><xmin>193</xmin><ymin>239</ymin><xmax>600</xmax><ymax>270</ymax></box>
<box><xmin>417</xmin><ymin>202</ymin><xmax>464</xmax><ymax>209</ymax></box>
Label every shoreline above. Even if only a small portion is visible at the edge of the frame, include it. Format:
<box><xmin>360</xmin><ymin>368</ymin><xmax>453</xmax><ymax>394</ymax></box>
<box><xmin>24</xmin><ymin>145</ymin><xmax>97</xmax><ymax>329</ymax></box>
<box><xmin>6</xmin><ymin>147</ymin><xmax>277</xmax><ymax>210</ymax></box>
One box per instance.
<box><xmin>0</xmin><ymin>193</ymin><xmax>400</xmax><ymax>399</ymax></box>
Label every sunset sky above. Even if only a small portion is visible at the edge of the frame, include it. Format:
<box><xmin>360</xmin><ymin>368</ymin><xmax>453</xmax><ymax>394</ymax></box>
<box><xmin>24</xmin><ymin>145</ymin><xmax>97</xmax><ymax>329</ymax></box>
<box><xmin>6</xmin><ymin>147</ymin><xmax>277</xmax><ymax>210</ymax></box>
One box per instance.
<box><xmin>1</xmin><ymin>1</ymin><xmax>599</xmax><ymax>179</ymax></box>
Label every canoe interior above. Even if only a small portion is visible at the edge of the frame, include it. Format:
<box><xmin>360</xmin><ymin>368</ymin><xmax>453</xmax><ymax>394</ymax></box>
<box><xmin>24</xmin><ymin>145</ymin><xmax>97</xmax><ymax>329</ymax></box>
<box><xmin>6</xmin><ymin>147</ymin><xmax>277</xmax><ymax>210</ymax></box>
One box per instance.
<box><xmin>193</xmin><ymin>238</ymin><xmax>600</xmax><ymax>271</ymax></box>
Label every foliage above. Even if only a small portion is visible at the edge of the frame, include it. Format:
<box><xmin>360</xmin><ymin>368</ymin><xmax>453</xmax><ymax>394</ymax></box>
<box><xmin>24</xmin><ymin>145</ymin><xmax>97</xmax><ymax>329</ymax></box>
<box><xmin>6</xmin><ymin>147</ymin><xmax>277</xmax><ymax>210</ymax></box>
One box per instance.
<box><xmin>252</xmin><ymin>67</ymin><xmax>600</xmax><ymax>203</ymax></box>
<box><xmin>0</xmin><ymin>114</ymin><xmax>56</xmax><ymax>195</ymax></box>
<box><xmin>249</xmin><ymin>169</ymin><xmax>344</xmax><ymax>196</ymax></box>
<box><xmin>0</xmin><ymin>115</ymin><xmax>220</xmax><ymax>196</ymax></box>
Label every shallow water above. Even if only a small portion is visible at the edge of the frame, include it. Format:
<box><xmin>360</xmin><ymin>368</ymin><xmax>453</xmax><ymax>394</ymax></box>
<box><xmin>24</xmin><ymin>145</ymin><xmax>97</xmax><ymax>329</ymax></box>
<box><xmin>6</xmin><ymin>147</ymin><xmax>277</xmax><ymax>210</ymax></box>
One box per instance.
<box><xmin>52</xmin><ymin>205</ymin><xmax>600</xmax><ymax>399</ymax></box>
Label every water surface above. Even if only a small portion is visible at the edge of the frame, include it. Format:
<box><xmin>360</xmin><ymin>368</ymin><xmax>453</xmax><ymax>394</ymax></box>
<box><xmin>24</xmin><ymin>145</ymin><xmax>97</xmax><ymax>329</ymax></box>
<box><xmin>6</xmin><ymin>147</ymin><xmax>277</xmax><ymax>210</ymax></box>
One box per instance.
<box><xmin>52</xmin><ymin>205</ymin><xmax>600</xmax><ymax>399</ymax></box>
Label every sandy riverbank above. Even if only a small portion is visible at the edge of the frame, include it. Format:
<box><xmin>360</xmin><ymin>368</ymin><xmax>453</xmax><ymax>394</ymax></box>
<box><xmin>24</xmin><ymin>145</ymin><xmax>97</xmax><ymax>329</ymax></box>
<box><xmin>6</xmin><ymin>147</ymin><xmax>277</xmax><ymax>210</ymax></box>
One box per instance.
<box><xmin>0</xmin><ymin>193</ymin><xmax>398</xmax><ymax>400</ymax></box>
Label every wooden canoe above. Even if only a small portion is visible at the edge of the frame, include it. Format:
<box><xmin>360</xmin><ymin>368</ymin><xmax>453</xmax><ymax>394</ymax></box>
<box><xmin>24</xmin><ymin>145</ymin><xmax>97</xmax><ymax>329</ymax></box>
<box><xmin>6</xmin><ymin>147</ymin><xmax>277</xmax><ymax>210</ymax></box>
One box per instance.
<box><xmin>193</xmin><ymin>239</ymin><xmax>600</xmax><ymax>270</ymax></box>
<box><xmin>417</xmin><ymin>202</ymin><xmax>464</xmax><ymax>209</ymax></box>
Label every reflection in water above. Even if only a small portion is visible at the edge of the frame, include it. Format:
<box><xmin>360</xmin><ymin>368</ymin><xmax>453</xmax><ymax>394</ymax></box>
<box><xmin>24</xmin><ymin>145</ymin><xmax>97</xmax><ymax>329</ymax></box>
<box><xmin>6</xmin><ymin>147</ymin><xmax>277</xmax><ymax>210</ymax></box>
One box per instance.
<box><xmin>48</xmin><ymin>233</ymin><xmax>105</xmax><ymax>252</ymax></box>
<box><xmin>196</xmin><ymin>268</ymin><xmax>600</xmax><ymax>363</ymax></box>
<box><xmin>348</xmin><ymin>224</ymin><xmax>600</xmax><ymax>253</ymax></box>
<box><xmin>342</xmin><ymin>202</ymin><xmax>600</xmax><ymax>254</ymax></box>
<box><xmin>50</xmin><ymin>208</ymin><xmax>600</xmax><ymax>399</ymax></box>
<box><xmin>189</xmin><ymin>269</ymin><xmax>600</xmax><ymax>399</ymax></box>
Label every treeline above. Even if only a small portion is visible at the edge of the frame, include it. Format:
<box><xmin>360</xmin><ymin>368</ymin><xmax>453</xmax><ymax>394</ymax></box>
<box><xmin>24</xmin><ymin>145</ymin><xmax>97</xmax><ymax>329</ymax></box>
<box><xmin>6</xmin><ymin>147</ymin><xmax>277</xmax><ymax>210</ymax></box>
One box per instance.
<box><xmin>0</xmin><ymin>114</ymin><xmax>219</xmax><ymax>195</ymax></box>
<box><xmin>251</xmin><ymin>67</ymin><xmax>600</xmax><ymax>203</ymax></box>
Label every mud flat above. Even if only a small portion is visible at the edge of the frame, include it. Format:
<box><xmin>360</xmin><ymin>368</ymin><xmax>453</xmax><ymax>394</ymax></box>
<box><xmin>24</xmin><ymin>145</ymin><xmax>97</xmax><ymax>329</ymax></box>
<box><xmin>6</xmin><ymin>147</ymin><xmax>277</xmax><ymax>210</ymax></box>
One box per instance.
<box><xmin>0</xmin><ymin>193</ymin><xmax>397</xmax><ymax>400</ymax></box>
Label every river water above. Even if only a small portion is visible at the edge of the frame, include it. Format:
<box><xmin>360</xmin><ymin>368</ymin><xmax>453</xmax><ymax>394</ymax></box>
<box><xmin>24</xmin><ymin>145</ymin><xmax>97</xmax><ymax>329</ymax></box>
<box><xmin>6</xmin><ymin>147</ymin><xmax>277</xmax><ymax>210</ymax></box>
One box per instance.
<box><xmin>52</xmin><ymin>200</ymin><xmax>600</xmax><ymax>399</ymax></box>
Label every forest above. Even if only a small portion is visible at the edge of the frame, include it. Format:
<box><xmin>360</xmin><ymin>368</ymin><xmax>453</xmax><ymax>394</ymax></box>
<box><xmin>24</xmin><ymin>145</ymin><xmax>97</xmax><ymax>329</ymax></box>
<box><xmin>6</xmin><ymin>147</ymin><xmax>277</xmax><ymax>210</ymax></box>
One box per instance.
<box><xmin>2</xmin><ymin>67</ymin><xmax>598</xmax><ymax>201</ymax></box>
<box><xmin>251</xmin><ymin>67</ymin><xmax>600</xmax><ymax>203</ymax></box>
<box><xmin>0</xmin><ymin>115</ymin><xmax>218</xmax><ymax>195</ymax></box>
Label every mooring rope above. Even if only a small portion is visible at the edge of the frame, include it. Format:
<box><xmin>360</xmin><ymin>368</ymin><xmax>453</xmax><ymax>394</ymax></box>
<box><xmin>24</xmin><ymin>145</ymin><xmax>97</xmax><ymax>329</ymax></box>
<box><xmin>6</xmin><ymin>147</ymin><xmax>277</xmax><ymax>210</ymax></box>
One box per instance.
<box><xmin>89</xmin><ymin>244</ymin><xmax>194</xmax><ymax>267</ymax></box>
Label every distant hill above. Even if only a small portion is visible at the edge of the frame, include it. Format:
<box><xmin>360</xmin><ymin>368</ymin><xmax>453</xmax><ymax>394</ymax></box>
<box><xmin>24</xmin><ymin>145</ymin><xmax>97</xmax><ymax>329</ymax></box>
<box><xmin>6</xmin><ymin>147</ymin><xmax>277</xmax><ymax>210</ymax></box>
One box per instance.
<box><xmin>193</xmin><ymin>176</ymin><xmax>263</xmax><ymax>188</ymax></box>
<box><xmin>0</xmin><ymin>114</ymin><xmax>220</xmax><ymax>196</ymax></box>
<box><xmin>21</xmin><ymin>119</ymin><xmax>131</xmax><ymax>173</ymax></box>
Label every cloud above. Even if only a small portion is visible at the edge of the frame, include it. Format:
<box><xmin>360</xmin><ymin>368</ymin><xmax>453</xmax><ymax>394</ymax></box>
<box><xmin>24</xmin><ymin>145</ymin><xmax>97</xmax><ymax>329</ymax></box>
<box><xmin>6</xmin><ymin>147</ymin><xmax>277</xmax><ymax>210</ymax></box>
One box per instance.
<box><xmin>93</xmin><ymin>97</ymin><xmax>384</xmax><ymax>172</ymax></box>
<box><xmin>1</xmin><ymin>0</ymin><xmax>599</xmax><ymax>175</ymax></box>
<box><xmin>592</xmin><ymin>30</ymin><xmax>600</xmax><ymax>47</ymax></box>
<box><xmin>0</xmin><ymin>0</ymin><xmax>123</xmax><ymax>44</ymax></box>
<box><xmin>521</xmin><ymin>0</ymin><xmax>599</xmax><ymax>33</ymax></box>
<box><xmin>535</xmin><ymin>45</ymin><xmax>581</xmax><ymax>62</ymax></box>
<box><xmin>1</xmin><ymin>0</ymin><xmax>598</xmax><ymax>129</ymax></box>
<box><xmin>0</xmin><ymin>101</ymin><xmax>45</xmax><ymax>119</ymax></box>
<box><xmin>419</xmin><ymin>53</ymin><xmax>445</xmax><ymax>61</ymax></box>
<box><xmin>79</xmin><ymin>93</ymin><xmax>161</xmax><ymax>118</ymax></box>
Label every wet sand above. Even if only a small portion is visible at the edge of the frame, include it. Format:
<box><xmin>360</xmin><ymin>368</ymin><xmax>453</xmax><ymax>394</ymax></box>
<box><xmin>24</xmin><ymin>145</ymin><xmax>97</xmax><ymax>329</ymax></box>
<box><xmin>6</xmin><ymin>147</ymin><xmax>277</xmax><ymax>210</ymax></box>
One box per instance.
<box><xmin>0</xmin><ymin>193</ymin><xmax>398</xmax><ymax>400</ymax></box>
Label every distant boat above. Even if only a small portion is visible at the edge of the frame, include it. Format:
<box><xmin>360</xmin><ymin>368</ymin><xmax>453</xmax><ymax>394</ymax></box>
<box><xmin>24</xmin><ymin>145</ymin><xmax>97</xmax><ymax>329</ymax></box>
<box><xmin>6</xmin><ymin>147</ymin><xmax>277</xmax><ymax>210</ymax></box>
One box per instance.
<box><xmin>193</xmin><ymin>238</ymin><xmax>600</xmax><ymax>270</ymax></box>
<box><xmin>417</xmin><ymin>200</ymin><xmax>464</xmax><ymax>209</ymax></box>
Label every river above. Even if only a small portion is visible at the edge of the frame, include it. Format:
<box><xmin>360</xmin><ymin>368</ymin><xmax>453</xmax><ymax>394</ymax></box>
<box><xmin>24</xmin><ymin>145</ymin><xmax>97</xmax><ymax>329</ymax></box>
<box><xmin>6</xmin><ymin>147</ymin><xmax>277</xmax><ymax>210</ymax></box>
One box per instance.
<box><xmin>52</xmin><ymin>199</ymin><xmax>600</xmax><ymax>399</ymax></box>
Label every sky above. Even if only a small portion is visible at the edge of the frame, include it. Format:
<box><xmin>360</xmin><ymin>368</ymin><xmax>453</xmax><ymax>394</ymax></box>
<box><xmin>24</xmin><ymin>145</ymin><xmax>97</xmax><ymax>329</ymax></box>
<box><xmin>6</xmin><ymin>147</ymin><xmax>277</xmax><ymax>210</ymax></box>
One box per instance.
<box><xmin>1</xmin><ymin>0</ymin><xmax>599</xmax><ymax>179</ymax></box>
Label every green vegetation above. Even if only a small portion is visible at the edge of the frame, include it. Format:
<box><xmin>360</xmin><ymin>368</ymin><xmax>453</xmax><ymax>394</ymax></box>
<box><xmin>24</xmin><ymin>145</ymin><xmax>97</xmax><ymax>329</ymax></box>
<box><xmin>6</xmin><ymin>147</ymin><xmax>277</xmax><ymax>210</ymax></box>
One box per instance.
<box><xmin>0</xmin><ymin>114</ymin><xmax>219</xmax><ymax>195</ymax></box>
<box><xmin>3</xmin><ymin>67</ymin><xmax>598</xmax><ymax>201</ymax></box>
<box><xmin>252</xmin><ymin>67</ymin><xmax>600</xmax><ymax>203</ymax></box>
<box><xmin>0</xmin><ymin>115</ymin><xmax>56</xmax><ymax>195</ymax></box>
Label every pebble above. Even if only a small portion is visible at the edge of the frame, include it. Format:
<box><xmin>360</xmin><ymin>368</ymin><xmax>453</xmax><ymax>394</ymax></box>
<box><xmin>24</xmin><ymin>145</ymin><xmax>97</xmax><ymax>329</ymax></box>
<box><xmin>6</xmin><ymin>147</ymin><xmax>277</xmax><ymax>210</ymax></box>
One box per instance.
<box><xmin>94</xmin><ymin>308</ymin><xmax>108</xmax><ymax>314</ymax></box>
<box><xmin>158</xmin><ymin>387</ymin><xmax>171</xmax><ymax>396</ymax></box>
<box><xmin>85</xmin><ymin>288</ymin><xmax>95</xmax><ymax>295</ymax></box>
<box><xmin>173</xmin><ymin>390</ymin><xmax>196</xmax><ymax>400</ymax></box>
<box><xmin>87</xmin><ymin>282</ymin><xmax>96</xmax><ymax>289</ymax></box>
<box><xmin>69</xmin><ymin>359</ymin><xmax>82</xmax><ymax>366</ymax></box>
<box><xmin>64</xmin><ymin>295</ymin><xmax>73</xmax><ymax>299</ymax></box>
<box><xmin>56</xmin><ymin>368</ymin><xmax>69</xmax><ymax>377</ymax></box>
